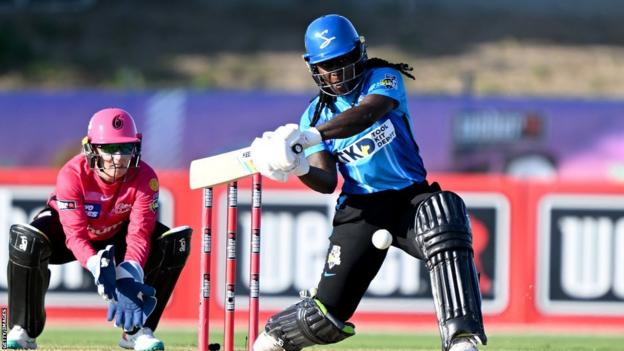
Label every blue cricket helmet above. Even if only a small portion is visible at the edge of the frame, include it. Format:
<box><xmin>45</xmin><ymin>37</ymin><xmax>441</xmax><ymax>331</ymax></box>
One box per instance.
<box><xmin>303</xmin><ymin>14</ymin><xmax>368</xmax><ymax>96</ymax></box>
<box><xmin>303</xmin><ymin>14</ymin><xmax>362</xmax><ymax>64</ymax></box>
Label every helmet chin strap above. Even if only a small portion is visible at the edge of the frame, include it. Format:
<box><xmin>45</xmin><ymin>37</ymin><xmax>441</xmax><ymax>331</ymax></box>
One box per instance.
<box><xmin>96</xmin><ymin>158</ymin><xmax>132</xmax><ymax>183</ymax></box>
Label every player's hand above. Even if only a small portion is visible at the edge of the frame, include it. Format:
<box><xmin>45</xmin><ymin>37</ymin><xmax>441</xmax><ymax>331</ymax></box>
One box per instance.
<box><xmin>251</xmin><ymin>124</ymin><xmax>320</xmax><ymax>179</ymax></box>
<box><xmin>291</xmin><ymin>152</ymin><xmax>310</xmax><ymax>176</ymax></box>
<box><xmin>250</xmin><ymin>132</ymin><xmax>291</xmax><ymax>182</ymax></box>
<box><xmin>106</xmin><ymin>260</ymin><xmax>157</xmax><ymax>331</ymax></box>
<box><xmin>299</xmin><ymin>127</ymin><xmax>322</xmax><ymax>148</ymax></box>
<box><xmin>86</xmin><ymin>245</ymin><xmax>117</xmax><ymax>302</ymax></box>
<box><xmin>266</xmin><ymin>123</ymin><xmax>302</xmax><ymax>171</ymax></box>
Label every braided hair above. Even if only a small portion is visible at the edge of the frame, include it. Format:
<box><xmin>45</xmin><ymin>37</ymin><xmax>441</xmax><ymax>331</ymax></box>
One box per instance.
<box><xmin>308</xmin><ymin>57</ymin><xmax>415</xmax><ymax>127</ymax></box>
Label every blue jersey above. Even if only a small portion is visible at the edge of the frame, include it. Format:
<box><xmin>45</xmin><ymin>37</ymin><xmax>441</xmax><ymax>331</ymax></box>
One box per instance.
<box><xmin>300</xmin><ymin>67</ymin><xmax>427</xmax><ymax>194</ymax></box>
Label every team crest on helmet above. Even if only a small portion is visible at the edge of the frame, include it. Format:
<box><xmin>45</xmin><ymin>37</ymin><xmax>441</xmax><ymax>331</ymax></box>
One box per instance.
<box><xmin>316</xmin><ymin>29</ymin><xmax>336</xmax><ymax>49</ymax></box>
<box><xmin>112</xmin><ymin>115</ymin><xmax>124</xmax><ymax>129</ymax></box>
<box><xmin>327</xmin><ymin>245</ymin><xmax>342</xmax><ymax>269</ymax></box>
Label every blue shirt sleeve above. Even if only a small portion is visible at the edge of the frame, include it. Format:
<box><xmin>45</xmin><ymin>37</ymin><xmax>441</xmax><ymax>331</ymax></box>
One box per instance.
<box><xmin>299</xmin><ymin>99</ymin><xmax>328</xmax><ymax>157</ymax></box>
<box><xmin>364</xmin><ymin>67</ymin><xmax>406</xmax><ymax>107</ymax></box>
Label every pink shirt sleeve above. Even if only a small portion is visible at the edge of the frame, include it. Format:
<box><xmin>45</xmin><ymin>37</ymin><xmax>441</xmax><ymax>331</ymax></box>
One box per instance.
<box><xmin>54</xmin><ymin>162</ymin><xmax>97</xmax><ymax>266</ymax></box>
<box><xmin>124</xmin><ymin>164</ymin><xmax>159</xmax><ymax>267</ymax></box>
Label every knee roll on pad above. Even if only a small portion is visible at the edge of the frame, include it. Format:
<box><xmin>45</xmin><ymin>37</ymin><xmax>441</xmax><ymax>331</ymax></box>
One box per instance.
<box><xmin>9</xmin><ymin>224</ymin><xmax>52</xmax><ymax>267</ymax></box>
<box><xmin>157</xmin><ymin>225</ymin><xmax>192</xmax><ymax>269</ymax></box>
<box><xmin>264</xmin><ymin>297</ymin><xmax>355</xmax><ymax>351</ymax></box>
<box><xmin>413</xmin><ymin>192</ymin><xmax>487</xmax><ymax>350</ymax></box>
<box><xmin>8</xmin><ymin>224</ymin><xmax>52</xmax><ymax>337</ymax></box>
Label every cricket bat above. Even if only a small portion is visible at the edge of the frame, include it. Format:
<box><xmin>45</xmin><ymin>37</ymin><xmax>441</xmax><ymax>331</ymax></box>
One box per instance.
<box><xmin>189</xmin><ymin>144</ymin><xmax>303</xmax><ymax>189</ymax></box>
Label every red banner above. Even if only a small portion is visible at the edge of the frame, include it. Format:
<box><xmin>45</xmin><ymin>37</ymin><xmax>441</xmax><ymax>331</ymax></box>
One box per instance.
<box><xmin>0</xmin><ymin>169</ymin><xmax>623</xmax><ymax>330</ymax></box>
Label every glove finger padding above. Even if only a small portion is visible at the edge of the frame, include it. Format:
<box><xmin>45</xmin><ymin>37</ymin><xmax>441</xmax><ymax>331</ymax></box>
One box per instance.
<box><xmin>107</xmin><ymin>301</ymin><xmax>116</xmax><ymax>321</ymax></box>
<box><xmin>86</xmin><ymin>245</ymin><xmax>117</xmax><ymax>302</ymax></box>
<box><xmin>107</xmin><ymin>261</ymin><xmax>158</xmax><ymax>331</ymax></box>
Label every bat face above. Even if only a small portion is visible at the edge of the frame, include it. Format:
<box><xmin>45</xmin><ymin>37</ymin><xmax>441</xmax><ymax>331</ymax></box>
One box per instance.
<box><xmin>189</xmin><ymin>147</ymin><xmax>257</xmax><ymax>189</ymax></box>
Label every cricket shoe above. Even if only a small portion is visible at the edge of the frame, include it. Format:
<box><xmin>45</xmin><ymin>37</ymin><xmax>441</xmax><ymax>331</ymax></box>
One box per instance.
<box><xmin>252</xmin><ymin>331</ymin><xmax>285</xmax><ymax>351</ymax></box>
<box><xmin>449</xmin><ymin>335</ymin><xmax>479</xmax><ymax>351</ymax></box>
<box><xmin>119</xmin><ymin>327</ymin><xmax>165</xmax><ymax>351</ymax></box>
<box><xmin>6</xmin><ymin>325</ymin><xmax>37</xmax><ymax>349</ymax></box>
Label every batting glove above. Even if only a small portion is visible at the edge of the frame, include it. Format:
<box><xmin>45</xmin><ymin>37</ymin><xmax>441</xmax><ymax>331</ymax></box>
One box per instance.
<box><xmin>299</xmin><ymin>127</ymin><xmax>322</xmax><ymax>148</ymax></box>
<box><xmin>86</xmin><ymin>245</ymin><xmax>117</xmax><ymax>302</ymax></box>
<box><xmin>266</xmin><ymin>123</ymin><xmax>303</xmax><ymax>171</ymax></box>
<box><xmin>107</xmin><ymin>260</ymin><xmax>157</xmax><ymax>331</ymax></box>
<box><xmin>250</xmin><ymin>134</ymin><xmax>290</xmax><ymax>182</ymax></box>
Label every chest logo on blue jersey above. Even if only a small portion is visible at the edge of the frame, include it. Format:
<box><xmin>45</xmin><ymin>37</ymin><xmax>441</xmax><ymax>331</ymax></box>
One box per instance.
<box><xmin>380</xmin><ymin>74</ymin><xmax>398</xmax><ymax>90</ymax></box>
<box><xmin>336</xmin><ymin>120</ymin><xmax>397</xmax><ymax>163</ymax></box>
<box><xmin>84</xmin><ymin>203</ymin><xmax>101</xmax><ymax>218</ymax></box>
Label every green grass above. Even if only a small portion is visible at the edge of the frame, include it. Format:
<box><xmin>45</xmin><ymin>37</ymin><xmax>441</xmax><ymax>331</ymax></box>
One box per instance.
<box><xmin>32</xmin><ymin>326</ymin><xmax>624</xmax><ymax>351</ymax></box>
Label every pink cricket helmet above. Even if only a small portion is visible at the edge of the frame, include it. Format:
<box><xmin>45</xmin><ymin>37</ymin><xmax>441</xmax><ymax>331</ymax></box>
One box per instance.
<box><xmin>87</xmin><ymin>108</ymin><xmax>141</xmax><ymax>144</ymax></box>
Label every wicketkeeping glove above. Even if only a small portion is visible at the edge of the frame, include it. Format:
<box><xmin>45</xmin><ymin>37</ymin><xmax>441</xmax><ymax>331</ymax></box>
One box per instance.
<box><xmin>106</xmin><ymin>260</ymin><xmax>157</xmax><ymax>331</ymax></box>
<box><xmin>86</xmin><ymin>244</ymin><xmax>117</xmax><ymax>302</ymax></box>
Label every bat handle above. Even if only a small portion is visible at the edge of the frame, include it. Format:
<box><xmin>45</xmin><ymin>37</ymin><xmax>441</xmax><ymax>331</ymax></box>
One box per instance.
<box><xmin>291</xmin><ymin>143</ymin><xmax>304</xmax><ymax>154</ymax></box>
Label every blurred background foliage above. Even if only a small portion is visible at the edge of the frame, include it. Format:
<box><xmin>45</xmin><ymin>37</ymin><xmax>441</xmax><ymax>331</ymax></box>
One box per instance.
<box><xmin>2</xmin><ymin>0</ymin><xmax>624</xmax><ymax>97</ymax></box>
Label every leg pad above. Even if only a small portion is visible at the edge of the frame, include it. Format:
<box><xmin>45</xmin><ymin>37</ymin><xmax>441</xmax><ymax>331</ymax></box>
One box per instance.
<box><xmin>413</xmin><ymin>192</ymin><xmax>487</xmax><ymax>350</ymax></box>
<box><xmin>264</xmin><ymin>297</ymin><xmax>355</xmax><ymax>351</ymax></box>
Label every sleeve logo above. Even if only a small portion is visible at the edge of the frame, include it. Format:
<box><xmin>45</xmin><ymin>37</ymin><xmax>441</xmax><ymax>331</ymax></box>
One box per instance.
<box><xmin>380</xmin><ymin>74</ymin><xmax>398</xmax><ymax>90</ymax></box>
<box><xmin>149</xmin><ymin>178</ymin><xmax>159</xmax><ymax>192</ymax></box>
<box><xmin>57</xmin><ymin>199</ymin><xmax>77</xmax><ymax>210</ymax></box>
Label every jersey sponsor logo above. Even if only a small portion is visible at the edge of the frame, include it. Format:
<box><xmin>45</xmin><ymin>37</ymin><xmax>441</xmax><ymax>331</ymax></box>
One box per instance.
<box><xmin>327</xmin><ymin>245</ymin><xmax>342</xmax><ymax>269</ymax></box>
<box><xmin>111</xmin><ymin>202</ymin><xmax>132</xmax><ymax>215</ymax></box>
<box><xmin>379</xmin><ymin>74</ymin><xmax>398</xmax><ymax>90</ymax></box>
<box><xmin>323</xmin><ymin>271</ymin><xmax>337</xmax><ymax>277</ymax></box>
<box><xmin>315</xmin><ymin>29</ymin><xmax>336</xmax><ymax>49</ymax></box>
<box><xmin>100</xmin><ymin>194</ymin><xmax>114</xmax><ymax>201</ymax></box>
<box><xmin>57</xmin><ymin>199</ymin><xmax>76</xmax><ymax>210</ymax></box>
<box><xmin>88</xmin><ymin>221</ymin><xmax>123</xmax><ymax>236</ymax></box>
<box><xmin>336</xmin><ymin>120</ymin><xmax>396</xmax><ymax>163</ymax></box>
<box><xmin>149</xmin><ymin>178</ymin><xmax>159</xmax><ymax>192</ymax></box>
<box><xmin>84</xmin><ymin>203</ymin><xmax>101</xmax><ymax>218</ymax></box>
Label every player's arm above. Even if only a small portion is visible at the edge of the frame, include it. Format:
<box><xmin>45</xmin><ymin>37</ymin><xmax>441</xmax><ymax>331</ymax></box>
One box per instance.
<box><xmin>315</xmin><ymin>94</ymin><xmax>397</xmax><ymax>140</ymax></box>
<box><xmin>250</xmin><ymin>95</ymin><xmax>396</xmax><ymax>183</ymax></box>
<box><xmin>54</xmin><ymin>169</ymin><xmax>97</xmax><ymax>265</ymax></box>
<box><xmin>54</xmin><ymin>166</ymin><xmax>118</xmax><ymax>301</ymax></box>
<box><xmin>125</xmin><ymin>175</ymin><xmax>159</xmax><ymax>267</ymax></box>
<box><xmin>298</xmin><ymin>151</ymin><xmax>338</xmax><ymax>194</ymax></box>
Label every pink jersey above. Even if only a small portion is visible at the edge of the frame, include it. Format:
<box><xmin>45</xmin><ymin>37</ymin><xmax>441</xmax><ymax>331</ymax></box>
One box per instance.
<box><xmin>49</xmin><ymin>155</ymin><xmax>160</xmax><ymax>268</ymax></box>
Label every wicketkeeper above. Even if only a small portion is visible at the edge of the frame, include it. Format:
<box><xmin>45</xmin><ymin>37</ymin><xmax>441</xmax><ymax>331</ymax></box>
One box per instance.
<box><xmin>249</xmin><ymin>14</ymin><xmax>487</xmax><ymax>351</ymax></box>
<box><xmin>6</xmin><ymin>108</ymin><xmax>192</xmax><ymax>351</ymax></box>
